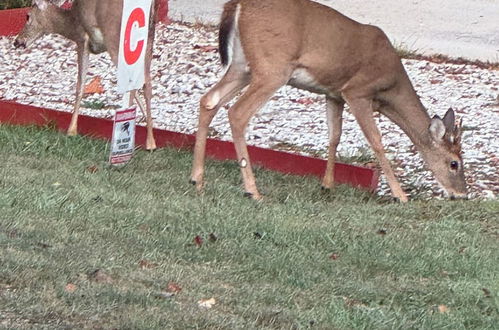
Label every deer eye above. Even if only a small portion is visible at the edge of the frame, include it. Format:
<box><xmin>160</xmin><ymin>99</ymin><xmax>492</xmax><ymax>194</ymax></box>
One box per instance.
<box><xmin>450</xmin><ymin>161</ymin><xmax>459</xmax><ymax>170</ymax></box>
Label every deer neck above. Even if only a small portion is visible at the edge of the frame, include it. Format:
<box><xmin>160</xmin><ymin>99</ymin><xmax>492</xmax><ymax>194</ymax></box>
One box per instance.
<box><xmin>46</xmin><ymin>6</ymin><xmax>83</xmax><ymax>43</ymax></box>
<box><xmin>382</xmin><ymin>79</ymin><xmax>434</xmax><ymax>152</ymax></box>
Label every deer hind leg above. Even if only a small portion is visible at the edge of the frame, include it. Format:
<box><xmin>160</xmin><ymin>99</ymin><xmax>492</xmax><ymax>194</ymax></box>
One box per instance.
<box><xmin>228</xmin><ymin>76</ymin><xmax>288</xmax><ymax>200</ymax></box>
<box><xmin>190</xmin><ymin>68</ymin><xmax>250</xmax><ymax>191</ymax></box>
<box><xmin>322</xmin><ymin>97</ymin><xmax>345</xmax><ymax>189</ymax></box>
<box><xmin>68</xmin><ymin>39</ymin><xmax>90</xmax><ymax>136</ymax></box>
<box><xmin>347</xmin><ymin>98</ymin><xmax>408</xmax><ymax>202</ymax></box>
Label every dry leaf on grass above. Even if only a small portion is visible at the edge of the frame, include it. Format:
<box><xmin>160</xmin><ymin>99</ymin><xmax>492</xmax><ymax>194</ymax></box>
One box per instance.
<box><xmin>86</xmin><ymin>165</ymin><xmax>99</xmax><ymax>173</ymax></box>
<box><xmin>194</xmin><ymin>235</ymin><xmax>203</xmax><ymax>247</ymax></box>
<box><xmin>88</xmin><ymin>269</ymin><xmax>113</xmax><ymax>284</ymax></box>
<box><xmin>139</xmin><ymin>259</ymin><xmax>158</xmax><ymax>269</ymax></box>
<box><xmin>329</xmin><ymin>253</ymin><xmax>340</xmax><ymax>260</ymax></box>
<box><xmin>166</xmin><ymin>282</ymin><xmax>182</xmax><ymax>294</ymax></box>
<box><xmin>84</xmin><ymin>76</ymin><xmax>105</xmax><ymax>95</ymax></box>
<box><xmin>438</xmin><ymin>304</ymin><xmax>450</xmax><ymax>313</ymax></box>
<box><xmin>198</xmin><ymin>297</ymin><xmax>216</xmax><ymax>309</ymax></box>
<box><xmin>65</xmin><ymin>283</ymin><xmax>77</xmax><ymax>293</ymax></box>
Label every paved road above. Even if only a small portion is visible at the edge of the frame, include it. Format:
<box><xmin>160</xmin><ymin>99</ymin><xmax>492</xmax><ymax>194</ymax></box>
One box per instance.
<box><xmin>168</xmin><ymin>0</ymin><xmax>499</xmax><ymax>62</ymax></box>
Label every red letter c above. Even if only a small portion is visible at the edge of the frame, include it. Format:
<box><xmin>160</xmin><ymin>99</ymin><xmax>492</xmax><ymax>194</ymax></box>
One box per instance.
<box><xmin>124</xmin><ymin>8</ymin><xmax>145</xmax><ymax>65</ymax></box>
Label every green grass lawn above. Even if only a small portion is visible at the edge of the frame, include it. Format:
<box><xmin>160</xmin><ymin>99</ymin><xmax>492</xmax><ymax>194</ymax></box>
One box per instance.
<box><xmin>0</xmin><ymin>124</ymin><xmax>498</xmax><ymax>329</ymax></box>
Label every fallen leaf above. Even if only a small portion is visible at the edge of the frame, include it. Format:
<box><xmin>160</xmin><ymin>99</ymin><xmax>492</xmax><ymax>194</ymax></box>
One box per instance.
<box><xmin>194</xmin><ymin>235</ymin><xmax>203</xmax><ymax>247</ymax></box>
<box><xmin>166</xmin><ymin>282</ymin><xmax>182</xmax><ymax>294</ymax></box>
<box><xmin>438</xmin><ymin>305</ymin><xmax>449</xmax><ymax>313</ymax></box>
<box><xmin>65</xmin><ymin>283</ymin><xmax>77</xmax><ymax>293</ymax></box>
<box><xmin>84</xmin><ymin>76</ymin><xmax>105</xmax><ymax>95</ymax></box>
<box><xmin>86</xmin><ymin>165</ymin><xmax>99</xmax><ymax>173</ymax></box>
<box><xmin>88</xmin><ymin>269</ymin><xmax>113</xmax><ymax>284</ymax></box>
<box><xmin>139</xmin><ymin>259</ymin><xmax>158</xmax><ymax>269</ymax></box>
<box><xmin>329</xmin><ymin>253</ymin><xmax>340</xmax><ymax>260</ymax></box>
<box><xmin>198</xmin><ymin>297</ymin><xmax>216</xmax><ymax>309</ymax></box>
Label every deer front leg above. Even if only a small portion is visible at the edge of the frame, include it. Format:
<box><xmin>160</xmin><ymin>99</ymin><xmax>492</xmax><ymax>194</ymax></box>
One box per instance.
<box><xmin>322</xmin><ymin>97</ymin><xmax>344</xmax><ymax>190</ymax></box>
<box><xmin>190</xmin><ymin>69</ymin><xmax>249</xmax><ymax>191</ymax></box>
<box><xmin>228</xmin><ymin>79</ymin><xmax>285</xmax><ymax>200</ymax></box>
<box><xmin>143</xmin><ymin>54</ymin><xmax>157</xmax><ymax>151</ymax></box>
<box><xmin>68</xmin><ymin>39</ymin><xmax>90</xmax><ymax>136</ymax></box>
<box><xmin>347</xmin><ymin>98</ymin><xmax>408</xmax><ymax>202</ymax></box>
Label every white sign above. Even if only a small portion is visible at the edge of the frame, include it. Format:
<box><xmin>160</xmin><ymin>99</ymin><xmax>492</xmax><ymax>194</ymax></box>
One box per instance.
<box><xmin>117</xmin><ymin>0</ymin><xmax>153</xmax><ymax>93</ymax></box>
<box><xmin>109</xmin><ymin>108</ymin><xmax>136</xmax><ymax>165</ymax></box>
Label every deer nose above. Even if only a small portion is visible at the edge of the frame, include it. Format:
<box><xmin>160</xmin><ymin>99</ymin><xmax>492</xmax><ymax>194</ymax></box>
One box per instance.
<box><xmin>14</xmin><ymin>39</ymin><xmax>26</xmax><ymax>48</ymax></box>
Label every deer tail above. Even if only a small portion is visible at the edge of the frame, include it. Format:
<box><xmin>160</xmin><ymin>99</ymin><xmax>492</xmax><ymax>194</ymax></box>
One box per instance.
<box><xmin>219</xmin><ymin>0</ymin><xmax>240</xmax><ymax>67</ymax></box>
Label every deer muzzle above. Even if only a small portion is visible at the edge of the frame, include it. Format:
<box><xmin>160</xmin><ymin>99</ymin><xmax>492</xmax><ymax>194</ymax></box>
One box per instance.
<box><xmin>13</xmin><ymin>39</ymin><xmax>27</xmax><ymax>48</ymax></box>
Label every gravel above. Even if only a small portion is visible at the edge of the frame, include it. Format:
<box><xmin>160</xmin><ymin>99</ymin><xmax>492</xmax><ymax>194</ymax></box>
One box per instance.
<box><xmin>0</xmin><ymin>22</ymin><xmax>497</xmax><ymax>200</ymax></box>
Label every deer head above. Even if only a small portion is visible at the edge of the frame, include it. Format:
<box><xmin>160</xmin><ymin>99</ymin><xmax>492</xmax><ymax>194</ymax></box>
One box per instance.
<box><xmin>422</xmin><ymin>108</ymin><xmax>467</xmax><ymax>199</ymax></box>
<box><xmin>14</xmin><ymin>0</ymin><xmax>59</xmax><ymax>49</ymax></box>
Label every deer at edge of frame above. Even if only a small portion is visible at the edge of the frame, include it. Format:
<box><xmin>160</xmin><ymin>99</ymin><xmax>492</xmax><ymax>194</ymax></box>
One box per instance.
<box><xmin>14</xmin><ymin>0</ymin><xmax>157</xmax><ymax>150</ymax></box>
<box><xmin>189</xmin><ymin>0</ymin><xmax>467</xmax><ymax>202</ymax></box>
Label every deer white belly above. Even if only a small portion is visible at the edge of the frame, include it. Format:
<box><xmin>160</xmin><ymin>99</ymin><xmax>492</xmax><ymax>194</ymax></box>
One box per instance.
<box><xmin>288</xmin><ymin>68</ymin><xmax>329</xmax><ymax>95</ymax></box>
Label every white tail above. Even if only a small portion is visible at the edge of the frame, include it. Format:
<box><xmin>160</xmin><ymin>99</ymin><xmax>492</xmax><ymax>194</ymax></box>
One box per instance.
<box><xmin>14</xmin><ymin>0</ymin><xmax>157</xmax><ymax>150</ymax></box>
<box><xmin>190</xmin><ymin>0</ymin><xmax>467</xmax><ymax>202</ymax></box>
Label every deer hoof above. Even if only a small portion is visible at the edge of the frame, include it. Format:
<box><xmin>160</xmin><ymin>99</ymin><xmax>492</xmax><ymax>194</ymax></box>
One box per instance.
<box><xmin>244</xmin><ymin>192</ymin><xmax>263</xmax><ymax>201</ymax></box>
<box><xmin>190</xmin><ymin>179</ymin><xmax>204</xmax><ymax>192</ymax></box>
<box><xmin>146</xmin><ymin>141</ymin><xmax>157</xmax><ymax>151</ymax></box>
<box><xmin>392</xmin><ymin>196</ymin><xmax>409</xmax><ymax>203</ymax></box>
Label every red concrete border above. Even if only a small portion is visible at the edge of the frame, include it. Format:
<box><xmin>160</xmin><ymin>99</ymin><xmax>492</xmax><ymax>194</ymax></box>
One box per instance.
<box><xmin>156</xmin><ymin>0</ymin><xmax>170</xmax><ymax>24</ymax></box>
<box><xmin>0</xmin><ymin>101</ymin><xmax>379</xmax><ymax>191</ymax></box>
<box><xmin>0</xmin><ymin>7</ymin><xmax>29</xmax><ymax>36</ymax></box>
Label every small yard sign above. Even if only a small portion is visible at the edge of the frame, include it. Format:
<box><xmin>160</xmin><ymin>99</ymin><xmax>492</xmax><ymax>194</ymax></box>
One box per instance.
<box><xmin>109</xmin><ymin>107</ymin><xmax>136</xmax><ymax>165</ymax></box>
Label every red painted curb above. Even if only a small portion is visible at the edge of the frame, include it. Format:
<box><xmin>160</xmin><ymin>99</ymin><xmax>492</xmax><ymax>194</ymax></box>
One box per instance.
<box><xmin>156</xmin><ymin>0</ymin><xmax>170</xmax><ymax>24</ymax></box>
<box><xmin>0</xmin><ymin>7</ymin><xmax>29</xmax><ymax>36</ymax></box>
<box><xmin>0</xmin><ymin>100</ymin><xmax>379</xmax><ymax>191</ymax></box>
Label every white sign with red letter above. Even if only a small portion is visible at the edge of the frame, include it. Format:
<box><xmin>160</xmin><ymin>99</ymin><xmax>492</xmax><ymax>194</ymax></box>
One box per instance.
<box><xmin>117</xmin><ymin>0</ymin><xmax>153</xmax><ymax>93</ymax></box>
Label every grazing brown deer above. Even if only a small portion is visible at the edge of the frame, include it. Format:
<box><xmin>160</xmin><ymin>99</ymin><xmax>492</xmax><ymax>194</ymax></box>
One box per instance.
<box><xmin>14</xmin><ymin>0</ymin><xmax>157</xmax><ymax>150</ymax></box>
<box><xmin>190</xmin><ymin>0</ymin><xmax>467</xmax><ymax>202</ymax></box>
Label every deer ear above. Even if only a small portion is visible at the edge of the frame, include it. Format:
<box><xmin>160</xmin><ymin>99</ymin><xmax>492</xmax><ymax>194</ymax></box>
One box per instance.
<box><xmin>442</xmin><ymin>108</ymin><xmax>456</xmax><ymax>133</ymax></box>
<box><xmin>429</xmin><ymin>115</ymin><xmax>446</xmax><ymax>142</ymax></box>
